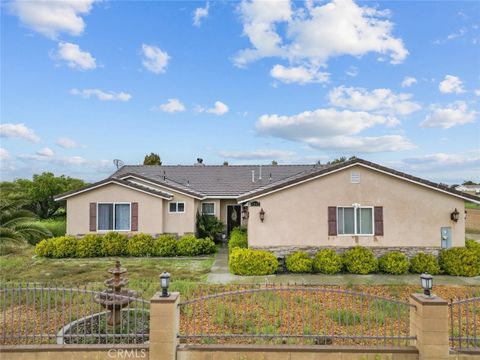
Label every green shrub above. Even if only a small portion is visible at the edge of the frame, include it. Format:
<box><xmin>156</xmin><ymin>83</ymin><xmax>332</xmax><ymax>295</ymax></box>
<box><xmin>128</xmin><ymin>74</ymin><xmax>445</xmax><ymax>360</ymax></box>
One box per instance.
<box><xmin>409</xmin><ymin>252</ymin><xmax>441</xmax><ymax>275</ymax></box>
<box><xmin>342</xmin><ymin>246</ymin><xmax>378</xmax><ymax>275</ymax></box>
<box><xmin>127</xmin><ymin>234</ymin><xmax>154</xmax><ymax>257</ymax></box>
<box><xmin>229</xmin><ymin>248</ymin><xmax>278</xmax><ymax>276</ymax></box>
<box><xmin>286</xmin><ymin>251</ymin><xmax>313</xmax><ymax>273</ymax></box>
<box><xmin>378</xmin><ymin>252</ymin><xmax>409</xmax><ymax>275</ymax></box>
<box><xmin>35</xmin><ymin>239</ymin><xmax>51</xmax><ymax>257</ymax></box>
<box><xmin>466</xmin><ymin>239</ymin><xmax>480</xmax><ymax>258</ymax></box>
<box><xmin>49</xmin><ymin>236</ymin><xmax>77</xmax><ymax>258</ymax></box>
<box><xmin>197</xmin><ymin>237</ymin><xmax>217</xmax><ymax>255</ymax></box>
<box><xmin>153</xmin><ymin>234</ymin><xmax>178</xmax><ymax>256</ymax></box>
<box><xmin>228</xmin><ymin>227</ymin><xmax>248</xmax><ymax>253</ymax></box>
<box><xmin>313</xmin><ymin>249</ymin><xmax>343</xmax><ymax>274</ymax></box>
<box><xmin>76</xmin><ymin>234</ymin><xmax>103</xmax><ymax>257</ymax></box>
<box><xmin>439</xmin><ymin>247</ymin><xmax>480</xmax><ymax>277</ymax></box>
<box><xmin>177</xmin><ymin>234</ymin><xmax>201</xmax><ymax>256</ymax></box>
<box><xmin>101</xmin><ymin>232</ymin><xmax>128</xmax><ymax>256</ymax></box>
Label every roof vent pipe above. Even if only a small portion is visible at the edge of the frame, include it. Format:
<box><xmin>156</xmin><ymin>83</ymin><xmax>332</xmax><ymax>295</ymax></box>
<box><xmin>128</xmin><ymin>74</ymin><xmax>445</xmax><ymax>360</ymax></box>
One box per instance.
<box><xmin>251</xmin><ymin>170</ymin><xmax>255</xmax><ymax>183</ymax></box>
<box><xmin>259</xmin><ymin>165</ymin><xmax>262</xmax><ymax>180</ymax></box>
<box><xmin>163</xmin><ymin>171</ymin><xmax>166</xmax><ymax>182</ymax></box>
<box><xmin>269</xmin><ymin>173</ymin><xmax>272</xmax><ymax>182</ymax></box>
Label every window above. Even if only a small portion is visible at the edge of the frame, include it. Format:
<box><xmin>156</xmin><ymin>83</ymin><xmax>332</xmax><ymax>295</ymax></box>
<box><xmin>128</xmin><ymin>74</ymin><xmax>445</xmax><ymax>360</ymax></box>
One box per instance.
<box><xmin>98</xmin><ymin>203</ymin><xmax>130</xmax><ymax>231</ymax></box>
<box><xmin>337</xmin><ymin>206</ymin><xmax>373</xmax><ymax>235</ymax></box>
<box><xmin>201</xmin><ymin>202</ymin><xmax>215</xmax><ymax>215</ymax></box>
<box><xmin>169</xmin><ymin>202</ymin><xmax>185</xmax><ymax>213</ymax></box>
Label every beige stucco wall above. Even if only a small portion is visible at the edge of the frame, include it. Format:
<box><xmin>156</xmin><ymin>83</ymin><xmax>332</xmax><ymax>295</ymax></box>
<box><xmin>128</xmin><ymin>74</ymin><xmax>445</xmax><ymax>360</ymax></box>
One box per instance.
<box><xmin>162</xmin><ymin>191</ymin><xmax>197</xmax><ymax>235</ymax></box>
<box><xmin>247</xmin><ymin>165</ymin><xmax>465</xmax><ymax>249</ymax></box>
<box><xmin>66</xmin><ymin>183</ymin><xmax>164</xmax><ymax>235</ymax></box>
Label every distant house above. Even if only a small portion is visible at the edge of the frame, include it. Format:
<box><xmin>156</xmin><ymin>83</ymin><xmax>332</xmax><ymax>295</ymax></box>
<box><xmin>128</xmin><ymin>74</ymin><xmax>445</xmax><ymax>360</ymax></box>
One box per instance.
<box><xmin>455</xmin><ymin>184</ymin><xmax>480</xmax><ymax>197</ymax></box>
<box><xmin>55</xmin><ymin>158</ymin><xmax>480</xmax><ymax>257</ymax></box>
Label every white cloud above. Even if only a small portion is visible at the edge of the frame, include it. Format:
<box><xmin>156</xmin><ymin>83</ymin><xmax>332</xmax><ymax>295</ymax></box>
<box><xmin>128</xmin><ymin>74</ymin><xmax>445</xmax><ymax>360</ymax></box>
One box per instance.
<box><xmin>270</xmin><ymin>65</ymin><xmax>329</xmax><ymax>84</ymax></box>
<box><xmin>256</xmin><ymin>108</ymin><xmax>414</xmax><ymax>152</ymax></box>
<box><xmin>197</xmin><ymin>101</ymin><xmax>229</xmax><ymax>115</ymax></box>
<box><xmin>10</xmin><ymin>0</ymin><xmax>97</xmax><ymax>39</ymax></box>
<box><xmin>328</xmin><ymin>86</ymin><xmax>421</xmax><ymax>116</ymax></box>
<box><xmin>475</xmin><ymin>89</ymin><xmax>480</xmax><ymax>96</ymax></box>
<box><xmin>56</xmin><ymin>137</ymin><xmax>81</xmax><ymax>149</ymax></box>
<box><xmin>154</xmin><ymin>99</ymin><xmax>186</xmax><ymax>113</ymax></box>
<box><xmin>434</xmin><ymin>27</ymin><xmax>467</xmax><ymax>45</ymax></box>
<box><xmin>402</xmin><ymin>151</ymin><xmax>480</xmax><ymax>170</ymax></box>
<box><xmin>346</xmin><ymin>66</ymin><xmax>358</xmax><ymax>77</ymax></box>
<box><xmin>70</xmin><ymin>88</ymin><xmax>132</xmax><ymax>101</ymax></box>
<box><xmin>141</xmin><ymin>44</ymin><xmax>170</xmax><ymax>74</ymax></box>
<box><xmin>0</xmin><ymin>123</ymin><xmax>40</xmax><ymax>142</ymax></box>
<box><xmin>36</xmin><ymin>147</ymin><xmax>54</xmax><ymax>158</ymax></box>
<box><xmin>218</xmin><ymin>149</ymin><xmax>295</xmax><ymax>160</ymax></box>
<box><xmin>193</xmin><ymin>2</ymin><xmax>209</xmax><ymax>27</ymax></box>
<box><xmin>421</xmin><ymin>101</ymin><xmax>476</xmax><ymax>129</ymax></box>
<box><xmin>53</xmin><ymin>42</ymin><xmax>96</xmax><ymax>70</ymax></box>
<box><xmin>0</xmin><ymin>148</ymin><xmax>11</xmax><ymax>161</ymax></box>
<box><xmin>401</xmin><ymin>76</ymin><xmax>417</xmax><ymax>88</ymax></box>
<box><xmin>235</xmin><ymin>0</ymin><xmax>408</xmax><ymax>76</ymax></box>
<box><xmin>439</xmin><ymin>75</ymin><xmax>465</xmax><ymax>94</ymax></box>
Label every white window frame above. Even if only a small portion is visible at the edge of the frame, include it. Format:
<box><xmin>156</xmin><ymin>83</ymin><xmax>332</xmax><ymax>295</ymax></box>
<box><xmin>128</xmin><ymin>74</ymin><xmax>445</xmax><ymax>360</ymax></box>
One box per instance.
<box><xmin>201</xmin><ymin>202</ymin><xmax>215</xmax><ymax>215</ymax></box>
<box><xmin>168</xmin><ymin>202</ymin><xmax>185</xmax><ymax>214</ymax></box>
<box><xmin>337</xmin><ymin>205</ymin><xmax>374</xmax><ymax>236</ymax></box>
<box><xmin>97</xmin><ymin>202</ymin><xmax>131</xmax><ymax>232</ymax></box>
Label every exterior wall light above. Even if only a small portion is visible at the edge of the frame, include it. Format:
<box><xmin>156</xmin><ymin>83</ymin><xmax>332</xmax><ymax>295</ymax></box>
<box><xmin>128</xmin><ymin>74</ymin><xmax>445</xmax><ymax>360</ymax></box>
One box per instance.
<box><xmin>420</xmin><ymin>273</ymin><xmax>433</xmax><ymax>297</ymax></box>
<box><xmin>450</xmin><ymin>208</ymin><xmax>460</xmax><ymax>222</ymax></box>
<box><xmin>242</xmin><ymin>206</ymin><xmax>249</xmax><ymax>221</ymax></box>
<box><xmin>160</xmin><ymin>271</ymin><xmax>171</xmax><ymax>297</ymax></box>
<box><xmin>259</xmin><ymin>208</ymin><xmax>265</xmax><ymax>222</ymax></box>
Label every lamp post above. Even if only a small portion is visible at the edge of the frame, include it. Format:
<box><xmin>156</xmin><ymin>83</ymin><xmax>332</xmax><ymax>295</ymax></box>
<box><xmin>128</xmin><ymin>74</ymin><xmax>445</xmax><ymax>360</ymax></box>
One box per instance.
<box><xmin>160</xmin><ymin>271</ymin><xmax>171</xmax><ymax>297</ymax></box>
<box><xmin>420</xmin><ymin>273</ymin><xmax>433</xmax><ymax>298</ymax></box>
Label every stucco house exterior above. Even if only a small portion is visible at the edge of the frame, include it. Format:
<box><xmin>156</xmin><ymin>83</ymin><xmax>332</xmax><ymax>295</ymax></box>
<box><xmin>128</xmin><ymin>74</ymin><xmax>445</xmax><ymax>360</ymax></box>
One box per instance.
<box><xmin>55</xmin><ymin>158</ymin><xmax>480</xmax><ymax>257</ymax></box>
<box><xmin>455</xmin><ymin>184</ymin><xmax>480</xmax><ymax>197</ymax></box>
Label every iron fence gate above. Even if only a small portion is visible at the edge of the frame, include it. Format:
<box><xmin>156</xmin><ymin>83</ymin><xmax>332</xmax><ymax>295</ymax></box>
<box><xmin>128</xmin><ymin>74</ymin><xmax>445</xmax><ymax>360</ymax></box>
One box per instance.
<box><xmin>449</xmin><ymin>296</ymin><xmax>479</xmax><ymax>351</ymax></box>
<box><xmin>178</xmin><ymin>285</ymin><xmax>416</xmax><ymax>346</ymax></box>
<box><xmin>0</xmin><ymin>283</ymin><xmax>149</xmax><ymax>345</ymax></box>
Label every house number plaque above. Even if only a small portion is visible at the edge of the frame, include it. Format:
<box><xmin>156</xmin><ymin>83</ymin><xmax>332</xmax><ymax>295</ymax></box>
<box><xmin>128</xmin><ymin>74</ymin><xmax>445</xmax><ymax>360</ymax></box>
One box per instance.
<box><xmin>249</xmin><ymin>201</ymin><xmax>261</xmax><ymax>207</ymax></box>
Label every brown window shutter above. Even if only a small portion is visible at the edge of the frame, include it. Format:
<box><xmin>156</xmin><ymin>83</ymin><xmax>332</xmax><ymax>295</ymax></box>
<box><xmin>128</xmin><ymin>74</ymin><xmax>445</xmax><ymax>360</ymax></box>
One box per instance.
<box><xmin>89</xmin><ymin>203</ymin><xmax>97</xmax><ymax>231</ymax></box>
<box><xmin>328</xmin><ymin>206</ymin><xmax>337</xmax><ymax>236</ymax></box>
<box><xmin>131</xmin><ymin>202</ymin><xmax>138</xmax><ymax>231</ymax></box>
<box><xmin>374</xmin><ymin>206</ymin><xmax>384</xmax><ymax>236</ymax></box>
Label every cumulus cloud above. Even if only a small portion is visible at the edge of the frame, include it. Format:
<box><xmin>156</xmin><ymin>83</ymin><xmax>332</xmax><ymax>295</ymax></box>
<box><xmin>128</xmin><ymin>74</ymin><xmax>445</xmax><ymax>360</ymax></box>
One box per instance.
<box><xmin>270</xmin><ymin>65</ymin><xmax>329</xmax><ymax>84</ymax></box>
<box><xmin>401</xmin><ymin>76</ymin><xmax>417</xmax><ymax>88</ymax></box>
<box><xmin>52</xmin><ymin>42</ymin><xmax>96</xmax><ymax>70</ymax></box>
<box><xmin>0</xmin><ymin>123</ymin><xmax>40</xmax><ymax>142</ymax></box>
<box><xmin>439</xmin><ymin>75</ymin><xmax>465</xmax><ymax>94</ymax></box>
<box><xmin>421</xmin><ymin>101</ymin><xmax>477</xmax><ymax>129</ymax></box>
<box><xmin>36</xmin><ymin>147</ymin><xmax>54</xmax><ymax>158</ymax></box>
<box><xmin>141</xmin><ymin>44</ymin><xmax>170</xmax><ymax>74</ymax></box>
<box><xmin>193</xmin><ymin>2</ymin><xmax>209</xmax><ymax>27</ymax></box>
<box><xmin>235</xmin><ymin>0</ymin><xmax>407</xmax><ymax>83</ymax></box>
<box><xmin>218</xmin><ymin>149</ymin><xmax>295</xmax><ymax>160</ymax></box>
<box><xmin>154</xmin><ymin>99</ymin><xmax>186</xmax><ymax>113</ymax></box>
<box><xmin>70</xmin><ymin>88</ymin><xmax>132</xmax><ymax>101</ymax></box>
<box><xmin>197</xmin><ymin>101</ymin><xmax>229</xmax><ymax>115</ymax></box>
<box><xmin>256</xmin><ymin>108</ymin><xmax>414</xmax><ymax>152</ymax></box>
<box><xmin>346</xmin><ymin>66</ymin><xmax>359</xmax><ymax>77</ymax></box>
<box><xmin>56</xmin><ymin>137</ymin><xmax>81</xmax><ymax>149</ymax></box>
<box><xmin>10</xmin><ymin>0</ymin><xmax>98</xmax><ymax>39</ymax></box>
<box><xmin>328</xmin><ymin>86</ymin><xmax>421</xmax><ymax>116</ymax></box>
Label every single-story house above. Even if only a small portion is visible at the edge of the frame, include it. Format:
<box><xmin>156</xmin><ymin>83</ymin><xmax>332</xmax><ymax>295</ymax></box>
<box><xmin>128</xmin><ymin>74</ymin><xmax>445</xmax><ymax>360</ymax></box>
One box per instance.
<box><xmin>55</xmin><ymin>158</ymin><xmax>480</xmax><ymax>257</ymax></box>
<box><xmin>455</xmin><ymin>184</ymin><xmax>480</xmax><ymax>197</ymax></box>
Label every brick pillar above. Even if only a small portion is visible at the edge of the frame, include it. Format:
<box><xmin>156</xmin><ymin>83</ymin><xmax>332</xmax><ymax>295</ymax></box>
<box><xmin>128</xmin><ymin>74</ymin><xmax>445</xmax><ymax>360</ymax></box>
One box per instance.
<box><xmin>410</xmin><ymin>293</ymin><xmax>449</xmax><ymax>360</ymax></box>
<box><xmin>149</xmin><ymin>292</ymin><xmax>180</xmax><ymax>360</ymax></box>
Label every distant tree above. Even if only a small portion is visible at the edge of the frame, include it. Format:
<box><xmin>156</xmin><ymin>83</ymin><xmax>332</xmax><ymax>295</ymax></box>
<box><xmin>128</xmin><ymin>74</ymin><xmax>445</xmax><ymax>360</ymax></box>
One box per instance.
<box><xmin>271</xmin><ymin>160</ymin><xmax>278</xmax><ymax>166</ymax></box>
<box><xmin>327</xmin><ymin>156</ymin><xmax>356</xmax><ymax>165</ymax></box>
<box><xmin>450</xmin><ymin>184</ymin><xmax>460</xmax><ymax>189</ymax></box>
<box><xmin>463</xmin><ymin>180</ymin><xmax>479</xmax><ymax>185</ymax></box>
<box><xmin>143</xmin><ymin>153</ymin><xmax>162</xmax><ymax>165</ymax></box>
<box><xmin>223</xmin><ymin>161</ymin><xmax>229</xmax><ymax>166</ymax></box>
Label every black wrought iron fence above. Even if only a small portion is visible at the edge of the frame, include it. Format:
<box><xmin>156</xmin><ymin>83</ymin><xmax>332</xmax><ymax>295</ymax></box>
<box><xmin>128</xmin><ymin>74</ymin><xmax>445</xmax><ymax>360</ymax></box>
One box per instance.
<box><xmin>178</xmin><ymin>285</ymin><xmax>416</xmax><ymax>346</ymax></box>
<box><xmin>0</xmin><ymin>283</ymin><xmax>149</xmax><ymax>345</ymax></box>
<box><xmin>449</xmin><ymin>296</ymin><xmax>480</xmax><ymax>351</ymax></box>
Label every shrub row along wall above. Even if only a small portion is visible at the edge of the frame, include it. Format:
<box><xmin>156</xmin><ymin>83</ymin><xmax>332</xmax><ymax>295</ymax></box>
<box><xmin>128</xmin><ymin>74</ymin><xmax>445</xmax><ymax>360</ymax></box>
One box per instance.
<box><xmin>35</xmin><ymin>233</ymin><xmax>216</xmax><ymax>258</ymax></box>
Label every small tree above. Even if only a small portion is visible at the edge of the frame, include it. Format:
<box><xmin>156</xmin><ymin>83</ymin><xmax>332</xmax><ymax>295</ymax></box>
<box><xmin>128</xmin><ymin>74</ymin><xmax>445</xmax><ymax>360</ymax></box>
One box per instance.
<box><xmin>223</xmin><ymin>161</ymin><xmax>229</xmax><ymax>166</ymax></box>
<box><xmin>143</xmin><ymin>153</ymin><xmax>162</xmax><ymax>165</ymax></box>
<box><xmin>271</xmin><ymin>160</ymin><xmax>278</xmax><ymax>166</ymax></box>
<box><xmin>463</xmin><ymin>180</ymin><xmax>479</xmax><ymax>185</ymax></box>
<box><xmin>196</xmin><ymin>212</ymin><xmax>225</xmax><ymax>242</ymax></box>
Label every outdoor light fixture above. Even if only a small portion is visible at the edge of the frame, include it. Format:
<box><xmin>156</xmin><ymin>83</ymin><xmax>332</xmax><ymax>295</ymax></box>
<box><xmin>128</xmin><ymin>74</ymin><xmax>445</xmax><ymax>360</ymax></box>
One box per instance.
<box><xmin>450</xmin><ymin>208</ymin><xmax>460</xmax><ymax>222</ymax></box>
<box><xmin>242</xmin><ymin>206</ymin><xmax>249</xmax><ymax>221</ymax></box>
<box><xmin>259</xmin><ymin>208</ymin><xmax>265</xmax><ymax>222</ymax></box>
<box><xmin>420</xmin><ymin>273</ymin><xmax>433</xmax><ymax>298</ymax></box>
<box><xmin>160</xmin><ymin>271</ymin><xmax>171</xmax><ymax>297</ymax></box>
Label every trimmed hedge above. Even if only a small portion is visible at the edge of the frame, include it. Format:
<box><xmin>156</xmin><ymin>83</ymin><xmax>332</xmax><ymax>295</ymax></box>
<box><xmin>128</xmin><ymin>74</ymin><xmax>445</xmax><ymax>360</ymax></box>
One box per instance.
<box><xmin>313</xmin><ymin>249</ymin><xmax>343</xmax><ymax>274</ymax></box>
<box><xmin>343</xmin><ymin>246</ymin><xmax>378</xmax><ymax>275</ymax></box>
<box><xmin>228</xmin><ymin>227</ymin><xmax>248</xmax><ymax>253</ymax></box>
<box><xmin>466</xmin><ymin>239</ymin><xmax>480</xmax><ymax>259</ymax></box>
<box><xmin>409</xmin><ymin>252</ymin><xmax>441</xmax><ymax>275</ymax></box>
<box><xmin>378</xmin><ymin>251</ymin><xmax>409</xmax><ymax>275</ymax></box>
<box><xmin>286</xmin><ymin>251</ymin><xmax>313</xmax><ymax>273</ymax></box>
<box><xmin>35</xmin><ymin>232</ymin><xmax>216</xmax><ymax>258</ymax></box>
<box><xmin>229</xmin><ymin>248</ymin><xmax>278</xmax><ymax>276</ymax></box>
<box><xmin>439</xmin><ymin>247</ymin><xmax>480</xmax><ymax>277</ymax></box>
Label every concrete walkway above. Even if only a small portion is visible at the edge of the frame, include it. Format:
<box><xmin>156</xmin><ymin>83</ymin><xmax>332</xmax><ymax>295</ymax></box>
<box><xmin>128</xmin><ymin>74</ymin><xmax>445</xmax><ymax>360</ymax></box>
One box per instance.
<box><xmin>207</xmin><ymin>246</ymin><xmax>480</xmax><ymax>285</ymax></box>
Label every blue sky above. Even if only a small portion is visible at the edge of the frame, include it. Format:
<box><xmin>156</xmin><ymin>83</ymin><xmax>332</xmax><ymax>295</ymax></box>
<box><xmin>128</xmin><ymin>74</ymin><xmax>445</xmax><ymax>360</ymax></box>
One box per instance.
<box><xmin>1</xmin><ymin>0</ymin><xmax>479</xmax><ymax>183</ymax></box>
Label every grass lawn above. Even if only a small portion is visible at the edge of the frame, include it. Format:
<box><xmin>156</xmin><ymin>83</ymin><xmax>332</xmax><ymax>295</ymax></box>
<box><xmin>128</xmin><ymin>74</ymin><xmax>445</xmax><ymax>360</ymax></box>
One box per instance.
<box><xmin>0</xmin><ymin>246</ymin><xmax>214</xmax><ymax>298</ymax></box>
<box><xmin>466</xmin><ymin>201</ymin><xmax>480</xmax><ymax>210</ymax></box>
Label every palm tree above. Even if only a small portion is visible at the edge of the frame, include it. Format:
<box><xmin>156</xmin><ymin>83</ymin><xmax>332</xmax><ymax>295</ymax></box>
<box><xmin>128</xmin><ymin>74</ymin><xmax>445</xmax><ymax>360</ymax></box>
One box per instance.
<box><xmin>0</xmin><ymin>200</ymin><xmax>52</xmax><ymax>246</ymax></box>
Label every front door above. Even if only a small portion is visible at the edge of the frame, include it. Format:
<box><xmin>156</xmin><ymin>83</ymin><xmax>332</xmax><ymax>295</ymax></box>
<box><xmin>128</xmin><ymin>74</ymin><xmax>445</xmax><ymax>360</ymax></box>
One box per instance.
<box><xmin>227</xmin><ymin>205</ymin><xmax>241</xmax><ymax>236</ymax></box>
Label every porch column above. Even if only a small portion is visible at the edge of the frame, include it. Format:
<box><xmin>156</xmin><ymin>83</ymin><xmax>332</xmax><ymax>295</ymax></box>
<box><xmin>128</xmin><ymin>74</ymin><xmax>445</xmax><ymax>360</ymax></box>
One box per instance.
<box><xmin>149</xmin><ymin>292</ymin><xmax>180</xmax><ymax>360</ymax></box>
